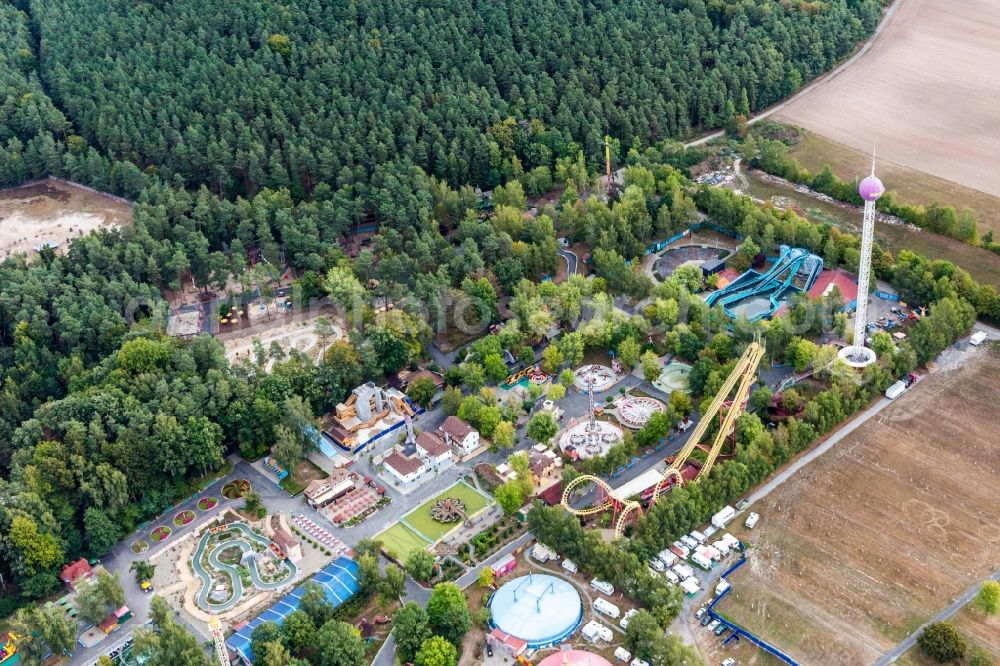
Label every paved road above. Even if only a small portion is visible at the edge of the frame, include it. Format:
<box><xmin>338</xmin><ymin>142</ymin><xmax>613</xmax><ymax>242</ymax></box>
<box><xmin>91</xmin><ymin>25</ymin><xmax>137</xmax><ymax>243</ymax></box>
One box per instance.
<box><xmin>558</xmin><ymin>247</ymin><xmax>578</xmax><ymax>276</ymax></box>
<box><xmin>874</xmin><ymin>567</ymin><xmax>1000</xmax><ymax>665</ymax></box>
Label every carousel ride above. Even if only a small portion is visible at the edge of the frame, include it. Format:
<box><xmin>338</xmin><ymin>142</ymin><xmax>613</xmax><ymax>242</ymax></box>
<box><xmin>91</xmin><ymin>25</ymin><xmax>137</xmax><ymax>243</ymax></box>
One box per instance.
<box><xmin>561</xmin><ymin>340</ymin><xmax>765</xmax><ymax>538</ymax></box>
<box><xmin>558</xmin><ymin>378</ymin><xmax>624</xmax><ymax>459</ymax></box>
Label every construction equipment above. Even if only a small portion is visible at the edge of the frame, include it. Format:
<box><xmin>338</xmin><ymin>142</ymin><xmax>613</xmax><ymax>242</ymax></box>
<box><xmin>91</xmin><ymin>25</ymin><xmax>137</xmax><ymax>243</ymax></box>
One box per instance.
<box><xmin>561</xmin><ymin>340</ymin><xmax>765</xmax><ymax>538</ymax></box>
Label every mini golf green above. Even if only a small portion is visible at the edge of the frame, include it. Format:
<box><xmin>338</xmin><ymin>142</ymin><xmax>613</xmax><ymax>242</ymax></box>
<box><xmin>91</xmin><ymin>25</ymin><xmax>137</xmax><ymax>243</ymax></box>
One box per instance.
<box><xmin>150</xmin><ymin>526</ymin><xmax>172</xmax><ymax>542</ymax></box>
<box><xmin>198</xmin><ymin>497</ymin><xmax>218</xmax><ymax>511</ymax></box>
<box><xmin>174</xmin><ymin>510</ymin><xmax>195</xmax><ymax>526</ymax></box>
<box><xmin>654</xmin><ymin>362</ymin><xmax>692</xmax><ymax>394</ymax></box>
<box><xmin>377</xmin><ymin>523</ymin><xmax>432</xmax><ymax>561</ymax></box>
<box><xmin>406</xmin><ymin>482</ymin><xmax>493</xmax><ymax>541</ymax></box>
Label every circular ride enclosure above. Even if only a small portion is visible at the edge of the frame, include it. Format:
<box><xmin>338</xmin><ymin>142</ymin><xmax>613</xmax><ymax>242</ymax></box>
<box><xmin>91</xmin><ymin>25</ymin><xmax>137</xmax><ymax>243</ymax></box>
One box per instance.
<box><xmin>654</xmin><ymin>245</ymin><xmax>726</xmax><ymax>279</ymax></box>
<box><xmin>192</xmin><ymin>522</ymin><xmax>297</xmax><ymax>613</ymax></box>
<box><xmin>617</xmin><ymin>396</ymin><xmax>667</xmax><ymax>429</ymax></box>
<box><xmin>489</xmin><ymin>574</ymin><xmax>583</xmax><ymax>649</ymax></box>
<box><xmin>537</xmin><ymin>651</ymin><xmax>612</xmax><ymax>666</ymax></box>
<box><xmin>558</xmin><ymin>419</ymin><xmax>624</xmax><ymax>459</ymax></box>
<box><xmin>572</xmin><ymin>364</ymin><xmax>617</xmax><ymax>392</ymax></box>
<box><xmin>654</xmin><ymin>362</ymin><xmax>692</xmax><ymax>394</ymax></box>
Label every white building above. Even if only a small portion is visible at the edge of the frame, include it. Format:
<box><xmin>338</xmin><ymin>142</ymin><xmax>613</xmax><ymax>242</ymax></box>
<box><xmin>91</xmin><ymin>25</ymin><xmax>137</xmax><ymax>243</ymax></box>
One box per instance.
<box><xmin>415</xmin><ymin>431</ymin><xmax>454</xmax><ymax>469</ymax></box>
<box><xmin>382</xmin><ymin>451</ymin><xmax>426</xmax><ymax>486</ymax></box>
<box><xmin>437</xmin><ymin>416</ymin><xmax>480</xmax><ymax>457</ymax></box>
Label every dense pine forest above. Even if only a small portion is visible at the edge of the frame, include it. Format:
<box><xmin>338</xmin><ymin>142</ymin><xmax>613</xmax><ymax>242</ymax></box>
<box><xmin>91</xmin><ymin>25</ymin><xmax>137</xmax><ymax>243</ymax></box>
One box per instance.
<box><xmin>10</xmin><ymin>0</ymin><xmax>882</xmax><ymax>203</ymax></box>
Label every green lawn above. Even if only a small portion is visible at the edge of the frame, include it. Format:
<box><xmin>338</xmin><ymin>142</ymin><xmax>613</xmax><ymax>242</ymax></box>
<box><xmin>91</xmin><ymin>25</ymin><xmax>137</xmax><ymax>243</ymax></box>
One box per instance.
<box><xmin>377</xmin><ymin>523</ymin><xmax>431</xmax><ymax>560</ymax></box>
<box><xmin>405</xmin><ymin>481</ymin><xmax>493</xmax><ymax>541</ymax></box>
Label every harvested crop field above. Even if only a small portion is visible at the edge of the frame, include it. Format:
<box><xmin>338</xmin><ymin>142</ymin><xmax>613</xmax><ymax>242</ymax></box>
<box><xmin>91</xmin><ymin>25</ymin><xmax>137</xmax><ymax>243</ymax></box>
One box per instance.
<box><xmin>774</xmin><ymin>0</ymin><xmax>1000</xmax><ymax>200</ymax></box>
<box><xmin>0</xmin><ymin>178</ymin><xmax>132</xmax><ymax>259</ymax></box>
<box><xmin>784</xmin><ymin>127</ymin><xmax>1000</xmax><ymax>241</ymax></box>
<box><xmin>722</xmin><ymin>345</ymin><xmax>1000</xmax><ymax>665</ymax></box>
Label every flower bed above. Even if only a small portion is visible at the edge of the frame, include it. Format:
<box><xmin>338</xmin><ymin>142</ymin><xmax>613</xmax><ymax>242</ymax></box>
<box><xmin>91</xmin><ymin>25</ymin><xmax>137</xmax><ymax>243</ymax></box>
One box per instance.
<box><xmin>197</xmin><ymin>497</ymin><xmax>218</xmax><ymax>511</ymax></box>
<box><xmin>131</xmin><ymin>540</ymin><xmax>149</xmax><ymax>554</ymax></box>
<box><xmin>222</xmin><ymin>479</ymin><xmax>250</xmax><ymax>500</ymax></box>
<box><xmin>150</xmin><ymin>526</ymin><xmax>172</xmax><ymax>542</ymax></box>
<box><xmin>174</xmin><ymin>510</ymin><xmax>195</xmax><ymax>526</ymax></box>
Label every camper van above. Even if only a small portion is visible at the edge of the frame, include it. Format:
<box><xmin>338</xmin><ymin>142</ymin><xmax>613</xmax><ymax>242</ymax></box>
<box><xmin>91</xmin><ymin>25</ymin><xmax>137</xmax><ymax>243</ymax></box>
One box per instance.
<box><xmin>745</xmin><ymin>512</ymin><xmax>759</xmax><ymax>529</ymax></box>
<box><xmin>691</xmin><ymin>552</ymin><xmax>713</xmax><ymax>571</ymax></box>
<box><xmin>581</xmin><ymin>621</ymin><xmax>613</xmax><ymax>643</ymax></box>
<box><xmin>663</xmin><ymin>569</ymin><xmax>680</xmax><ymax>585</ymax></box>
<box><xmin>672</xmin><ymin>563</ymin><xmax>694</xmax><ymax>580</ymax></box>
<box><xmin>561</xmin><ymin>558</ymin><xmax>578</xmax><ymax>574</ymax></box>
<box><xmin>590</xmin><ymin>579</ymin><xmax>615</xmax><ymax>596</ymax></box>
<box><xmin>593</xmin><ymin>598</ymin><xmax>621</xmax><ymax>620</ymax></box>
<box><xmin>531</xmin><ymin>543</ymin><xmax>557</xmax><ymax>562</ymax></box>
<box><xmin>680</xmin><ymin>535</ymin><xmax>699</xmax><ymax>550</ymax></box>
<box><xmin>657</xmin><ymin>549</ymin><xmax>678</xmax><ymax>568</ymax></box>
<box><xmin>970</xmin><ymin>331</ymin><xmax>988</xmax><ymax>346</ymax></box>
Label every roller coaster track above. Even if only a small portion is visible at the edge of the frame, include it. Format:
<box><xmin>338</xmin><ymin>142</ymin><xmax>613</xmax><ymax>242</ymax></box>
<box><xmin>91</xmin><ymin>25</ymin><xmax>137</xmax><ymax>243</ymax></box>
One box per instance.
<box><xmin>561</xmin><ymin>341</ymin><xmax>765</xmax><ymax>539</ymax></box>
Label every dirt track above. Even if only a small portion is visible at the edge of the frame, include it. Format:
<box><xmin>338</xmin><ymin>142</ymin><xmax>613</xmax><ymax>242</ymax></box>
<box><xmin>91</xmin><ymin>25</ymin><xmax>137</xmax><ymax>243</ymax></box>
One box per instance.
<box><xmin>775</xmin><ymin>0</ymin><xmax>1000</xmax><ymax>198</ymax></box>
<box><xmin>723</xmin><ymin>346</ymin><xmax>1000</xmax><ymax>665</ymax></box>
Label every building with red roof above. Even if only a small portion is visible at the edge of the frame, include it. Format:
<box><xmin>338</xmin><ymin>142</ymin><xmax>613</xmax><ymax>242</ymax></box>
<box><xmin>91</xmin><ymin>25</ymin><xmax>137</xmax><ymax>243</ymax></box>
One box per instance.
<box><xmin>807</xmin><ymin>268</ymin><xmax>859</xmax><ymax>309</ymax></box>
<box><xmin>59</xmin><ymin>558</ymin><xmax>93</xmax><ymax>591</ymax></box>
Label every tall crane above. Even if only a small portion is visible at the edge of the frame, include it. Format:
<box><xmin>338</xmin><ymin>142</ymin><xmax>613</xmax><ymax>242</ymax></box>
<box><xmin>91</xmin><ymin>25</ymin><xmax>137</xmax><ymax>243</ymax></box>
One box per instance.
<box><xmin>604</xmin><ymin>135</ymin><xmax>613</xmax><ymax>198</ymax></box>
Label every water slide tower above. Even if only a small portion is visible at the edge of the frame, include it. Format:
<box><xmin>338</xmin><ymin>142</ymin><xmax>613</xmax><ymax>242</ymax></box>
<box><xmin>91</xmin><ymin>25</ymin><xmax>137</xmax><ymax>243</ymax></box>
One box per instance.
<box><xmin>838</xmin><ymin>156</ymin><xmax>884</xmax><ymax>368</ymax></box>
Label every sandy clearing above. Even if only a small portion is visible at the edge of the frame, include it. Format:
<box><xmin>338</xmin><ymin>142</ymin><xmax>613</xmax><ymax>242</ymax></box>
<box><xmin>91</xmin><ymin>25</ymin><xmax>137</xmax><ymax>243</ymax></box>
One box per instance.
<box><xmin>0</xmin><ymin>179</ymin><xmax>132</xmax><ymax>259</ymax></box>
<box><xmin>775</xmin><ymin>0</ymin><xmax>1000</xmax><ymax>198</ymax></box>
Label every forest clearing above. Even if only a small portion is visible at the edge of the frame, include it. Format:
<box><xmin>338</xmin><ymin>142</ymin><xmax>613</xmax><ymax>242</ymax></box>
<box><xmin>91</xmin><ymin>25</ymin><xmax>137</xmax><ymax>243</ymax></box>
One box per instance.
<box><xmin>0</xmin><ymin>179</ymin><xmax>132</xmax><ymax>259</ymax></box>
<box><xmin>774</xmin><ymin>0</ymin><xmax>1000</xmax><ymax>199</ymax></box>
<box><xmin>722</xmin><ymin>345</ymin><xmax>1000</xmax><ymax>665</ymax></box>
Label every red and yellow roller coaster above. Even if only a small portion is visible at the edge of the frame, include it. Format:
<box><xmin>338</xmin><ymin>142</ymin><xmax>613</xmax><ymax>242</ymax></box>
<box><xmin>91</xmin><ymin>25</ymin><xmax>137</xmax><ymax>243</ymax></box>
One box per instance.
<box><xmin>561</xmin><ymin>341</ymin><xmax>765</xmax><ymax>538</ymax></box>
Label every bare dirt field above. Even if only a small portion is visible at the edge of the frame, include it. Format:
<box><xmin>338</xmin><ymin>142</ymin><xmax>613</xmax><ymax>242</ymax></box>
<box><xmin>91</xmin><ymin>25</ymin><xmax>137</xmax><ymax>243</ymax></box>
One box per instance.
<box><xmin>785</xmin><ymin>128</ymin><xmax>1000</xmax><ymax>241</ymax></box>
<box><xmin>774</xmin><ymin>0</ymin><xmax>1000</xmax><ymax>200</ymax></box>
<box><xmin>721</xmin><ymin>345</ymin><xmax>1000</xmax><ymax>665</ymax></box>
<box><xmin>0</xmin><ymin>178</ymin><xmax>132</xmax><ymax>259</ymax></box>
<box><xmin>224</xmin><ymin>316</ymin><xmax>343</xmax><ymax>372</ymax></box>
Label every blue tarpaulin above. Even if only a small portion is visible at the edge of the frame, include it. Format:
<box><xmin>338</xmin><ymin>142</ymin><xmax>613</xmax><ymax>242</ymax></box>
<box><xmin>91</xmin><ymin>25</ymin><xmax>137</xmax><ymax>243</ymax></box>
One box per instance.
<box><xmin>226</xmin><ymin>557</ymin><xmax>359</xmax><ymax>664</ymax></box>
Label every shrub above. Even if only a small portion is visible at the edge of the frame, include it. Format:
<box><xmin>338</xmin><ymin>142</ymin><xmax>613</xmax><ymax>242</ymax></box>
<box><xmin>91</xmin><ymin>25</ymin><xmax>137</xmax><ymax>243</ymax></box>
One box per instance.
<box><xmin>917</xmin><ymin>622</ymin><xmax>966</xmax><ymax>663</ymax></box>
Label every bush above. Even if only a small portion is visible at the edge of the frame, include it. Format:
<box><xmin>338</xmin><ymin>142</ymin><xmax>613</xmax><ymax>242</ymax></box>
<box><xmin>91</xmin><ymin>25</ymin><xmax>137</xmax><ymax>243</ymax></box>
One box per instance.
<box><xmin>917</xmin><ymin>622</ymin><xmax>966</xmax><ymax>663</ymax></box>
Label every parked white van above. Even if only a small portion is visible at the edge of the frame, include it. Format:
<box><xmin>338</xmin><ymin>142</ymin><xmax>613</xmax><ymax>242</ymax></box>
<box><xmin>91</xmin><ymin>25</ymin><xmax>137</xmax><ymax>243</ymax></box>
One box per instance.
<box><xmin>593</xmin><ymin>598</ymin><xmax>621</xmax><ymax>619</ymax></box>
<box><xmin>561</xmin><ymin>558</ymin><xmax>578</xmax><ymax>574</ymax></box>
<box><xmin>590</xmin><ymin>579</ymin><xmax>615</xmax><ymax>596</ymax></box>
<box><xmin>613</xmin><ymin>647</ymin><xmax>632</xmax><ymax>662</ymax></box>
<box><xmin>745</xmin><ymin>512</ymin><xmax>760</xmax><ymax>529</ymax></box>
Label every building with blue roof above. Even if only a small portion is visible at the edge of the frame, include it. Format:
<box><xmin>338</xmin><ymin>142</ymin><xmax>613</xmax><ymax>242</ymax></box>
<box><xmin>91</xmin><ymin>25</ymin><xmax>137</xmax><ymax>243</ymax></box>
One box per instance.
<box><xmin>226</xmin><ymin>556</ymin><xmax>359</xmax><ymax>664</ymax></box>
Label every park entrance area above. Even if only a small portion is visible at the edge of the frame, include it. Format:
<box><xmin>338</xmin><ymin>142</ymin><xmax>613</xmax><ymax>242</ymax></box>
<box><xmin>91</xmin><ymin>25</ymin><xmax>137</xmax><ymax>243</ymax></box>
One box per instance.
<box><xmin>376</xmin><ymin>480</ymin><xmax>493</xmax><ymax>559</ymax></box>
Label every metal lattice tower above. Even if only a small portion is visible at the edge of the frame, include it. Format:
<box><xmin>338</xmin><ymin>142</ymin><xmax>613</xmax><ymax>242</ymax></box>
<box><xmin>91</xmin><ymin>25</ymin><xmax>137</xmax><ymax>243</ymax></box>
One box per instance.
<box><xmin>839</xmin><ymin>152</ymin><xmax>883</xmax><ymax>368</ymax></box>
<box><xmin>210</xmin><ymin>617</ymin><xmax>231</xmax><ymax>666</ymax></box>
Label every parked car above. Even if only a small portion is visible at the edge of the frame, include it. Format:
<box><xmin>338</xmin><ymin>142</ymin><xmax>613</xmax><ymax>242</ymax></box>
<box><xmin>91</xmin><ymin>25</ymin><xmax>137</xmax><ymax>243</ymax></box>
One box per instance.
<box><xmin>695</xmin><ymin>607</ymin><xmax>706</xmax><ymax>619</ymax></box>
<box><xmin>700</xmin><ymin>614</ymin><xmax>713</xmax><ymax>627</ymax></box>
<box><xmin>721</xmin><ymin>659</ymin><xmax>736</xmax><ymax>666</ymax></box>
<box><xmin>714</xmin><ymin>623</ymin><xmax>729</xmax><ymax>636</ymax></box>
<box><xmin>744</xmin><ymin>512</ymin><xmax>759</xmax><ymax>529</ymax></box>
<box><xmin>707</xmin><ymin>620</ymin><xmax>720</xmax><ymax>631</ymax></box>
